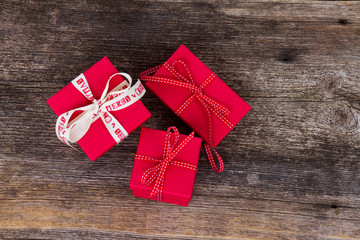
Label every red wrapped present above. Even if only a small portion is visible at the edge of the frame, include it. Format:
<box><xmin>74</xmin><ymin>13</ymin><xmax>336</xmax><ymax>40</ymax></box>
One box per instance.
<box><xmin>47</xmin><ymin>57</ymin><xmax>151</xmax><ymax>161</ymax></box>
<box><xmin>129</xmin><ymin>126</ymin><xmax>202</xmax><ymax>206</ymax></box>
<box><xmin>139</xmin><ymin>45</ymin><xmax>251</xmax><ymax>172</ymax></box>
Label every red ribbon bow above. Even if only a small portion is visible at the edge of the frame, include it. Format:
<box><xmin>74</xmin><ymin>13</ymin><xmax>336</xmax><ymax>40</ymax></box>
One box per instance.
<box><xmin>135</xmin><ymin>126</ymin><xmax>197</xmax><ymax>202</ymax></box>
<box><xmin>140</xmin><ymin>60</ymin><xmax>234</xmax><ymax>173</ymax></box>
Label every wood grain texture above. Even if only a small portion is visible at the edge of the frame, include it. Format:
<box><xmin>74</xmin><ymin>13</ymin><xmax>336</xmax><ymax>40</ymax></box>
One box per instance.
<box><xmin>1</xmin><ymin>0</ymin><xmax>360</xmax><ymax>239</ymax></box>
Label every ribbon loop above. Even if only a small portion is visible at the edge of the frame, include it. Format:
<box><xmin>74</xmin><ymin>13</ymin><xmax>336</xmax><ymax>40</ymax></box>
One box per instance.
<box><xmin>55</xmin><ymin>72</ymin><xmax>145</xmax><ymax>147</ymax></box>
<box><xmin>139</xmin><ymin>61</ymin><xmax>232</xmax><ymax>173</ymax></box>
<box><xmin>204</xmin><ymin>143</ymin><xmax>224</xmax><ymax>173</ymax></box>
<box><xmin>134</xmin><ymin>126</ymin><xmax>197</xmax><ymax>201</ymax></box>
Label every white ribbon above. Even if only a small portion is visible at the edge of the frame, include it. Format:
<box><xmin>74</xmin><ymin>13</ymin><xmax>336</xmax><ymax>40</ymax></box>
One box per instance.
<box><xmin>55</xmin><ymin>72</ymin><xmax>146</xmax><ymax>147</ymax></box>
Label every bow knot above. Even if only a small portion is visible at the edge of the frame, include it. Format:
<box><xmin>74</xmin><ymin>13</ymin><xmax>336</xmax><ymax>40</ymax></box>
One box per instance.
<box><xmin>136</xmin><ymin>126</ymin><xmax>197</xmax><ymax>201</ymax></box>
<box><xmin>92</xmin><ymin>98</ymin><xmax>101</xmax><ymax>108</ymax></box>
<box><xmin>193</xmin><ymin>87</ymin><xmax>202</xmax><ymax>95</ymax></box>
<box><xmin>90</xmin><ymin>99</ymin><xmax>102</xmax><ymax>116</ymax></box>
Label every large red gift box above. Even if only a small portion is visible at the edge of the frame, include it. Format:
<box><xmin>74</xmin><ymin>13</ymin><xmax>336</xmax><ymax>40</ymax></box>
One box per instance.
<box><xmin>47</xmin><ymin>57</ymin><xmax>151</xmax><ymax>161</ymax></box>
<box><xmin>129</xmin><ymin>127</ymin><xmax>202</xmax><ymax>206</ymax></box>
<box><xmin>141</xmin><ymin>45</ymin><xmax>251</xmax><ymax>149</ymax></box>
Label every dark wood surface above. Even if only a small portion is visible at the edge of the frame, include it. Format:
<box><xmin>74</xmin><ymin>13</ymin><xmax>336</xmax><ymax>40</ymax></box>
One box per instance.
<box><xmin>1</xmin><ymin>0</ymin><xmax>360</xmax><ymax>239</ymax></box>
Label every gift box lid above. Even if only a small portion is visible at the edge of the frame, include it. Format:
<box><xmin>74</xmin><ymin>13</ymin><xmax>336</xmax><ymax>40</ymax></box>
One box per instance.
<box><xmin>145</xmin><ymin>45</ymin><xmax>251</xmax><ymax>148</ymax></box>
<box><xmin>47</xmin><ymin>57</ymin><xmax>151</xmax><ymax>161</ymax></box>
<box><xmin>129</xmin><ymin>127</ymin><xmax>202</xmax><ymax>204</ymax></box>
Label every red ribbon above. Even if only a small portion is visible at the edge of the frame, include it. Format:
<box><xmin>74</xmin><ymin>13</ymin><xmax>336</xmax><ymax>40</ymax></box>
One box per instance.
<box><xmin>135</xmin><ymin>126</ymin><xmax>197</xmax><ymax>202</ymax></box>
<box><xmin>140</xmin><ymin>60</ymin><xmax>234</xmax><ymax>173</ymax></box>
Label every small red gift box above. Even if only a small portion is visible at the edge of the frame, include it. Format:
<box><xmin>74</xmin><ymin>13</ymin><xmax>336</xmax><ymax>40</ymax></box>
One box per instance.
<box><xmin>140</xmin><ymin>45</ymin><xmax>251</xmax><ymax>172</ymax></box>
<box><xmin>47</xmin><ymin>57</ymin><xmax>151</xmax><ymax>161</ymax></box>
<box><xmin>129</xmin><ymin>127</ymin><xmax>202</xmax><ymax>206</ymax></box>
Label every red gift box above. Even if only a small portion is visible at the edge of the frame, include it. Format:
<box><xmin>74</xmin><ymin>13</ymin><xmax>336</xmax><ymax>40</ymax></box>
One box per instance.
<box><xmin>129</xmin><ymin>127</ymin><xmax>202</xmax><ymax>206</ymax></box>
<box><xmin>140</xmin><ymin>45</ymin><xmax>251</xmax><ymax>172</ymax></box>
<box><xmin>47</xmin><ymin>57</ymin><xmax>151</xmax><ymax>161</ymax></box>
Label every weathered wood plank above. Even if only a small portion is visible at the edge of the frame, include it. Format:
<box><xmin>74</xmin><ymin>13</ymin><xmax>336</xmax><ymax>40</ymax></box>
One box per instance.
<box><xmin>0</xmin><ymin>195</ymin><xmax>359</xmax><ymax>239</ymax></box>
<box><xmin>1</xmin><ymin>0</ymin><xmax>360</xmax><ymax>239</ymax></box>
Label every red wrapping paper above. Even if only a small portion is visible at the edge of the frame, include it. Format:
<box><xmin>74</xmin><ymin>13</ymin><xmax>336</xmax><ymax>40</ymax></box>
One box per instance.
<box><xmin>129</xmin><ymin>127</ymin><xmax>202</xmax><ymax>206</ymax></box>
<box><xmin>144</xmin><ymin>45</ymin><xmax>251</xmax><ymax>148</ymax></box>
<box><xmin>47</xmin><ymin>57</ymin><xmax>151</xmax><ymax>161</ymax></box>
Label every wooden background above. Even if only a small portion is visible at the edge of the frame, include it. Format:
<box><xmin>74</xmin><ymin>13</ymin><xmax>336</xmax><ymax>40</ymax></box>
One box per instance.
<box><xmin>1</xmin><ymin>0</ymin><xmax>360</xmax><ymax>239</ymax></box>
